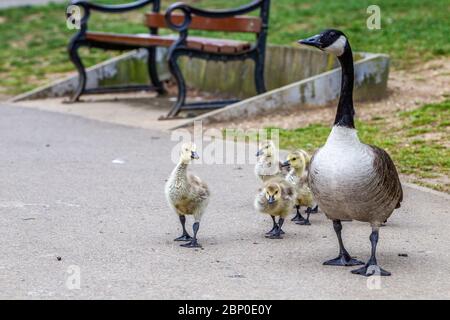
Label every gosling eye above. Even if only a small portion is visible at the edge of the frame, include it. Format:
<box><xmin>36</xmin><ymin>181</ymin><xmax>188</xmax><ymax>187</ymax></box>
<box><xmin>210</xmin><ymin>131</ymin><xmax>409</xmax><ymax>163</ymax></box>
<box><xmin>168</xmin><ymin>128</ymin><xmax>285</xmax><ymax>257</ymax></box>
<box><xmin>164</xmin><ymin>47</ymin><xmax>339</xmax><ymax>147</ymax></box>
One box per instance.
<box><xmin>292</xmin><ymin>158</ymin><xmax>296</xmax><ymax>161</ymax></box>
<box><xmin>275</xmin><ymin>190</ymin><xmax>279</xmax><ymax>194</ymax></box>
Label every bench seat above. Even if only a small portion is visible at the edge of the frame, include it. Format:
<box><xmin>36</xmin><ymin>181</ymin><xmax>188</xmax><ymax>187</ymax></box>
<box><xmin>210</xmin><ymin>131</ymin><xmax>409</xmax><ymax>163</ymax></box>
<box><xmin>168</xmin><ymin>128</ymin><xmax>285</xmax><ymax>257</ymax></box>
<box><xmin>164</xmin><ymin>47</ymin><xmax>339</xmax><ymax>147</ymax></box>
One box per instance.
<box><xmin>86</xmin><ymin>32</ymin><xmax>252</xmax><ymax>54</ymax></box>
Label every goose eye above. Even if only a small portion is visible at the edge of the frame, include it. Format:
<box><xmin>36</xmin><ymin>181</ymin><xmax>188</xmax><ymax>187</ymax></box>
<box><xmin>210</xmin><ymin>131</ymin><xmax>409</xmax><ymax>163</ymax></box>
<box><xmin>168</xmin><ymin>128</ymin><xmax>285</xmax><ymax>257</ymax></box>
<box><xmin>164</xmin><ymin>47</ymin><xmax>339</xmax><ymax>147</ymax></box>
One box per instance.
<box><xmin>292</xmin><ymin>158</ymin><xmax>296</xmax><ymax>161</ymax></box>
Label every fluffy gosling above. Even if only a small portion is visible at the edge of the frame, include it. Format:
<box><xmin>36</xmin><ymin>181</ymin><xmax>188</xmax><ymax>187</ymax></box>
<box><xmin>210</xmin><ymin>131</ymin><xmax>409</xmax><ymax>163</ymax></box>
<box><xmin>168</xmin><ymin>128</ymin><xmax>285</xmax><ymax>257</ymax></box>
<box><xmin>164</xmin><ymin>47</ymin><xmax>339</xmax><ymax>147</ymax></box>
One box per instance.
<box><xmin>282</xmin><ymin>150</ymin><xmax>316</xmax><ymax>225</ymax></box>
<box><xmin>255</xmin><ymin>140</ymin><xmax>286</xmax><ymax>182</ymax></box>
<box><xmin>165</xmin><ymin>142</ymin><xmax>210</xmax><ymax>248</ymax></box>
<box><xmin>254</xmin><ymin>177</ymin><xmax>295</xmax><ymax>239</ymax></box>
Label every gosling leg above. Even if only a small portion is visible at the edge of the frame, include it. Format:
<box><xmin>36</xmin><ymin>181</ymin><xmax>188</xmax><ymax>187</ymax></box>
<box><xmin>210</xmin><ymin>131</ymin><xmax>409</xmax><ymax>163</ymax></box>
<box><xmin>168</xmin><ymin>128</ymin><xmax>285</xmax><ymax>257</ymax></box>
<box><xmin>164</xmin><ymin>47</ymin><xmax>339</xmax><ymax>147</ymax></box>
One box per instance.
<box><xmin>266</xmin><ymin>216</ymin><xmax>284</xmax><ymax>237</ymax></box>
<box><xmin>174</xmin><ymin>215</ymin><xmax>193</xmax><ymax>241</ymax></box>
<box><xmin>265</xmin><ymin>215</ymin><xmax>277</xmax><ymax>236</ymax></box>
<box><xmin>296</xmin><ymin>207</ymin><xmax>312</xmax><ymax>226</ymax></box>
<box><xmin>323</xmin><ymin>220</ymin><xmax>364</xmax><ymax>266</ymax></box>
<box><xmin>351</xmin><ymin>226</ymin><xmax>391</xmax><ymax>277</ymax></box>
<box><xmin>268</xmin><ymin>217</ymin><xmax>285</xmax><ymax>239</ymax></box>
<box><xmin>310</xmin><ymin>204</ymin><xmax>319</xmax><ymax>214</ymax></box>
<box><xmin>291</xmin><ymin>205</ymin><xmax>306</xmax><ymax>222</ymax></box>
<box><xmin>181</xmin><ymin>221</ymin><xmax>201</xmax><ymax>248</ymax></box>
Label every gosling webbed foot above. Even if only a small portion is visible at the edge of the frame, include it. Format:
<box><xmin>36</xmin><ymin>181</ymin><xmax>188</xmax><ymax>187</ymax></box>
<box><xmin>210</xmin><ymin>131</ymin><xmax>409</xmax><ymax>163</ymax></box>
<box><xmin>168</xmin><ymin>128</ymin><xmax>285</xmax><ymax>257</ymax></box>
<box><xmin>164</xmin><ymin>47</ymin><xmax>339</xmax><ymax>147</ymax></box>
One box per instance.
<box><xmin>265</xmin><ymin>227</ymin><xmax>284</xmax><ymax>237</ymax></box>
<box><xmin>351</xmin><ymin>264</ymin><xmax>391</xmax><ymax>277</ymax></box>
<box><xmin>296</xmin><ymin>209</ymin><xmax>311</xmax><ymax>225</ymax></box>
<box><xmin>267</xmin><ymin>233</ymin><xmax>283</xmax><ymax>239</ymax></box>
<box><xmin>180</xmin><ymin>240</ymin><xmax>201</xmax><ymax>248</ymax></box>
<box><xmin>174</xmin><ymin>234</ymin><xmax>193</xmax><ymax>242</ymax></box>
<box><xmin>265</xmin><ymin>225</ymin><xmax>277</xmax><ymax>235</ymax></box>
<box><xmin>291</xmin><ymin>212</ymin><xmax>303</xmax><ymax>222</ymax></box>
<box><xmin>310</xmin><ymin>205</ymin><xmax>319</xmax><ymax>214</ymax></box>
<box><xmin>323</xmin><ymin>254</ymin><xmax>364</xmax><ymax>267</ymax></box>
<box><xmin>296</xmin><ymin>220</ymin><xmax>311</xmax><ymax>226</ymax></box>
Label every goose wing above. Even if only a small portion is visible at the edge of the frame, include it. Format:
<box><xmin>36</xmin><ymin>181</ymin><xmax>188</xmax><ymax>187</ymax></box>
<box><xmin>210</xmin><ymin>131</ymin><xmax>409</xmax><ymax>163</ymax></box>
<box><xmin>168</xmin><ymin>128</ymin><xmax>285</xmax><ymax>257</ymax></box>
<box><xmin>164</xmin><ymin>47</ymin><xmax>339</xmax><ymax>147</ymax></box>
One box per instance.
<box><xmin>369</xmin><ymin>145</ymin><xmax>403</xmax><ymax>208</ymax></box>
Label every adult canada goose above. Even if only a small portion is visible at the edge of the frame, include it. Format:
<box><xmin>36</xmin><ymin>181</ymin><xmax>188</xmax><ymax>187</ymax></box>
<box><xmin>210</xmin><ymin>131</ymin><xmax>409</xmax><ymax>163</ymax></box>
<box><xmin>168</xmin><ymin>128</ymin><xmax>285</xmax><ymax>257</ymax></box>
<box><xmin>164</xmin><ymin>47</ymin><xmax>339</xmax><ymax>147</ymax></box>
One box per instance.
<box><xmin>299</xmin><ymin>30</ymin><xmax>403</xmax><ymax>276</ymax></box>
<box><xmin>255</xmin><ymin>140</ymin><xmax>285</xmax><ymax>182</ymax></box>
<box><xmin>254</xmin><ymin>177</ymin><xmax>295</xmax><ymax>239</ymax></box>
<box><xmin>165</xmin><ymin>142</ymin><xmax>210</xmax><ymax>248</ymax></box>
<box><xmin>282</xmin><ymin>151</ymin><xmax>315</xmax><ymax>225</ymax></box>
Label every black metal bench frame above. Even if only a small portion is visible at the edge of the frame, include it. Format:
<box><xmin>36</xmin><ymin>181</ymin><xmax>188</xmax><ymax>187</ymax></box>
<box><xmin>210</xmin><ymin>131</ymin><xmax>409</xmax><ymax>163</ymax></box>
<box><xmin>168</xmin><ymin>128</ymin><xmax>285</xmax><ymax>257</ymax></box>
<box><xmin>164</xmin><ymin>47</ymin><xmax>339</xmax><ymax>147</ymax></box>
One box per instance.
<box><xmin>67</xmin><ymin>0</ymin><xmax>270</xmax><ymax>119</ymax></box>
<box><xmin>67</xmin><ymin>0</ymin><xmax>164</xmax><ymax>102</ymax></box>
<box><xmin>162</xmin><ymin>0</ymin><xmax>270</xmax><ymax>118</ymax></box>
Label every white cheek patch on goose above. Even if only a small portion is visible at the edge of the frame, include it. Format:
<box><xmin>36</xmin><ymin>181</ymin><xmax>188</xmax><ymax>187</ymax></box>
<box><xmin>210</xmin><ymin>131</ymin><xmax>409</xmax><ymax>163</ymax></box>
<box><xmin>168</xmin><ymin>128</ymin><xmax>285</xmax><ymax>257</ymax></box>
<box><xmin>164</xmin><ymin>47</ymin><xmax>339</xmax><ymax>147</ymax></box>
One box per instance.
<box><xmin>324</xmin><ymin>35</ymin><xmax>347</xmax><ymax>56</ymax></box>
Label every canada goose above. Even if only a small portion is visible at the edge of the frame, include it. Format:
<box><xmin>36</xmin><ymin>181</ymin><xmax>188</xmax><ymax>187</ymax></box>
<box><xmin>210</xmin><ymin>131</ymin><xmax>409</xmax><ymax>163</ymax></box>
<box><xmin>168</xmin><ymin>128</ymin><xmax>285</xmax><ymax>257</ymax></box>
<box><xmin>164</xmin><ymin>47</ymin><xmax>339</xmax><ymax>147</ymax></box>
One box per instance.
<box><xmin>282</xmin><ymin>150</ymin><xmax>315</xmax><ymax>225</ymax></box>
<box><xmin>299</xmin><ymin>30</ymin><xmax>403</xmax><ymax>276</ymax></box>
<box><xmin>165</xmin><ymin>142</ymin><xmax>210</xmax><ymax>248</ymax></box>
<box><xmin>255</xmin><ymin>140</ymin><xmax>285</xmax><ymax>182</ymax></box>
<box><xmin>254</xmin><ymin>177</ymin><xmax>295</xmax><ymax>239</ymax></box>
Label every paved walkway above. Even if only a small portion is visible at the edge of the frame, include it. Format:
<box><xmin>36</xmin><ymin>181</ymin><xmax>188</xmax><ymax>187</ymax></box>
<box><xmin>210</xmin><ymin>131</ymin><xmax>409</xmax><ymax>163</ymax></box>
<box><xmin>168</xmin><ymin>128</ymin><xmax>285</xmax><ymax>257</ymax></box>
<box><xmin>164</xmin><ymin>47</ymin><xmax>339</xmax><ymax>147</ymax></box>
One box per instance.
<box><xmin>1</xmin><ymin>102</ymin><xmax>449</xmax><ymax>299</ymax></box>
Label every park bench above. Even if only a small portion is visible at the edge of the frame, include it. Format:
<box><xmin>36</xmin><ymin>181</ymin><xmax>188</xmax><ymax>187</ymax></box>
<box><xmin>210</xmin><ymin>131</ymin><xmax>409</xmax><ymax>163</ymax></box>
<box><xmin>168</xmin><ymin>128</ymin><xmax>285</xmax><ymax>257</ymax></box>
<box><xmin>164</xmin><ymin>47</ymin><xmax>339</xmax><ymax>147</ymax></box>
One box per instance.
<box><xmin>67</xmin><ymin>0</ymin><xmax>270</xmax><ymax>119</ymax></box>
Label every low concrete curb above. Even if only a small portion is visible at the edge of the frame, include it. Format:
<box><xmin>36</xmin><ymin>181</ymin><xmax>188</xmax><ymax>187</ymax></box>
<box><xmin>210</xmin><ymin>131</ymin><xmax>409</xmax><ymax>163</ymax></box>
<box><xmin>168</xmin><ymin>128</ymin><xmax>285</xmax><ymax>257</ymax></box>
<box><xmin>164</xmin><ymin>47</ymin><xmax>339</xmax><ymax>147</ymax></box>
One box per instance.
<box><xmin>9</xmin><ymin>49</ymin><xmax>170</xmax><ymax>103</ymax></box>
<box><xmin>170</xmin><ymin>53</ymin><xmax>389</xmax><ymax>129</ymax></box>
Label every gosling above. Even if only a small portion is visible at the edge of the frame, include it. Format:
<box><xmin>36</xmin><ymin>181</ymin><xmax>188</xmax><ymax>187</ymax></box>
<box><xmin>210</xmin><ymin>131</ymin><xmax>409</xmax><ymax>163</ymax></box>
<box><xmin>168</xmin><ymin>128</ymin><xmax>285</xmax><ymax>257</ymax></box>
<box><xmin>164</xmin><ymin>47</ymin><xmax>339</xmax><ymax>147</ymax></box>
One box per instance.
<box><xmin>255</xmin><ymin>140</ymin><xmax>285</xmax><ymax>182</ymax></box>
<box><xmin>282</xmin><ymin>151</ymin><xmax>315</xmax><ymax>225</ymax></box>
<box><xmin>254</xmin><ymin>177</ymin><xmax>295</xmax><ymax>239</ymax></box>
<box><xmin>165</xmin><ymin>142</ymin><xmax>210</xmax><ymax>248</ymax></box>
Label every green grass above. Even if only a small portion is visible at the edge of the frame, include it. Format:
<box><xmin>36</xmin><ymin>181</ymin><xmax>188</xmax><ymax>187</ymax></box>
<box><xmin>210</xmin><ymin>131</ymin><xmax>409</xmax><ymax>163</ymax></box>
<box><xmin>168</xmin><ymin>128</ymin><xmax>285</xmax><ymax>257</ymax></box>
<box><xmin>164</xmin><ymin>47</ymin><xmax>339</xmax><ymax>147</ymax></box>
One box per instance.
<box><xmin>0</xmin><ymin>0</ymin><xmax>449</xmax><ymax>94</ymax></box>
<box><xmin>268</xmin><ymin>100</ymin><xmax>450</xmax><ymax>192</ymax></box>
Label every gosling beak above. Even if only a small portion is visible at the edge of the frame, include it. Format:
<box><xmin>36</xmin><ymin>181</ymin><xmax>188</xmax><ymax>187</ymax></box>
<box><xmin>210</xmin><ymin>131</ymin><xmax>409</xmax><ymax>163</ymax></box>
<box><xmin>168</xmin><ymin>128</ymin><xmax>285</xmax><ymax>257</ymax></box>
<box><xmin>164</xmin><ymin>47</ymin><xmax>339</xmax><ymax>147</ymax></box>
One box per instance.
<box><xmin>281</xmin><ymin>160</ymin><xmax>290</xmax><ymax>168</ymax></box>
<box><xmin>268</xmin><ymin>195</ymin><xmax>275</xmax><ymax>205</ymax></box>
<box><xmin>191</xmin><ymin>151</ymin><xmax>199</xmax><ymax>160</ymax></box>
<box><xmin>298</xmin><ymin>34</ymin><xmax>322</xmax><ymax>49</ymax></box>
<box><xmin>256</xmin><ymin>150</ymin><xmax>264</xmax><ymax>157</ymax></box>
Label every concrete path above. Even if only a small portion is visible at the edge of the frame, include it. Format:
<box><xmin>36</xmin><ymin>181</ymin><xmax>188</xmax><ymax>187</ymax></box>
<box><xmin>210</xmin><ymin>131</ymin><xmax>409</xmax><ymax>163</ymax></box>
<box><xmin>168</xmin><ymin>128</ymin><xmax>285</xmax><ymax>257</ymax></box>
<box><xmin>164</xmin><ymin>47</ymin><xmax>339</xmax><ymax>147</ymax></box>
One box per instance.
<box><xmin>1</xmin><ymin>103</ymin><xmax>449</xmax><ymax>299</ymax></box>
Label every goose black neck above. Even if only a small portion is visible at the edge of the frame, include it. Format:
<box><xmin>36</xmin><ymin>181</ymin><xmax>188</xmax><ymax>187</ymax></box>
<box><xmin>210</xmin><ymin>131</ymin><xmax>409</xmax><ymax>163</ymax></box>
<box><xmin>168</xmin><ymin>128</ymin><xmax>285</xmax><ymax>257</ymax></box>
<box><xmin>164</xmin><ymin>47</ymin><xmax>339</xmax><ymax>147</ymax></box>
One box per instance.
<box><xmin>334</xmin><ymin>42</ymin><xmax>355</xmax><ymax>128</ymax></box>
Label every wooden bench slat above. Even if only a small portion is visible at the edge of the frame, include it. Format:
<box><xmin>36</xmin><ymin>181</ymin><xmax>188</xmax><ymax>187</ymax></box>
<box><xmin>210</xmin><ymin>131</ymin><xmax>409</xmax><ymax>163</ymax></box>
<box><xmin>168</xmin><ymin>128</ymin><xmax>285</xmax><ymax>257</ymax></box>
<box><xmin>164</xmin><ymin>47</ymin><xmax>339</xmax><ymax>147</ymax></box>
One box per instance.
<box><xmin>85</xmin><ymin>32</ymin><xmax>252</xmax><ymax>54</ymax></box>
<box><xmin>145</xmin><ymin>12</ymin><xmax>262</xmax><ymax>33</ymax></box>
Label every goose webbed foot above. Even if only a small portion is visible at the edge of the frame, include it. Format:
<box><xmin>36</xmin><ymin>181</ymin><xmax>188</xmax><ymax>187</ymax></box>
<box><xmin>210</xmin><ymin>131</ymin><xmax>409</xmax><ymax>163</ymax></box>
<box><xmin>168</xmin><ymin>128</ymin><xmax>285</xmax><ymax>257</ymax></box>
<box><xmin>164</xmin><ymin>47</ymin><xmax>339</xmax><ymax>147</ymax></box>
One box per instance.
<box><xmin>324</xmin><ymin>220</ymin><xmax>364</xmax><ymax>266</ymax></box>
<box><xmin>174</xmin><ymin>234</ymin><xmax>193</xmax><ymax>242</ymax></box>
<box><xmin>323</xmin><ymin>254</ymin><xmax>364</xmax><ymax>266</ymax></box>
<box><xmin>351</xmin><ymin>228</ymin><xmax>390</xmax><ymax>276</ymax></box>
<box><xmin>310</xmin><ymin>205</ymin><xmax>319</xmax><ymax>214</ymax></box>
<box><xmin>351</xmin><ymin>263</ymin><xmax>391</xmax><ymax>277</ymax></box>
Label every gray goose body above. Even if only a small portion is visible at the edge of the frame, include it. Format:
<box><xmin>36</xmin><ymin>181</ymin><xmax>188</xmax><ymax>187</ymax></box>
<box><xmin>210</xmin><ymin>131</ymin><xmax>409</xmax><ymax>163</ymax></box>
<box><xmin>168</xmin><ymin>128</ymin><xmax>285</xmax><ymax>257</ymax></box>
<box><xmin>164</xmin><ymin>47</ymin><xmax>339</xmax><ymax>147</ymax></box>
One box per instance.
<box><xmin>299</xmin><ymin>29</ymin><xmax>403</xmax><ymax>276</ymax></box>
<box><xmin>309</xmin><ymin>126</ymin><xmax>402</xmax><ymax>225</ymax></box>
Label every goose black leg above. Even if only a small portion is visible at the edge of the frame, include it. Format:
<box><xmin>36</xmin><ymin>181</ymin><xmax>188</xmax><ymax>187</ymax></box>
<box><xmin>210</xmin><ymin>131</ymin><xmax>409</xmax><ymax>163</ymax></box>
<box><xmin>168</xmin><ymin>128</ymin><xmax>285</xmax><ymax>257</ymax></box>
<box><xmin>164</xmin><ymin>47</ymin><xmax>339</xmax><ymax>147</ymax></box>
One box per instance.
<box><xmin>181</xmin><ymin>222</ymin><xmax>201</xmax><ymax>248</ymax></box>
<box><xmin>324</xmin><ymin>220</ymin><xmax>364</xmax><ymax>266</ymax></box>
<box><xmin>291</xmin><ymin>205</ymin><xmax>306</xmax><ymax>222</ymax></box>
<box><xmin>296</xmin><ymin>207</ymin><xmax>312</xmax><ymax>226</ymax></box>
<box><xmin>174</xmin><ymin>215</ymin><xmax>192</xmax><ymax>242</ymax></box>
<box><xmin>351</xmin><ymin>227</ymin><xmax>391</xmax><ymax>276</ymax></box>
<box><xmin>268</xmin><ymin>217</ymin><xmax>285</xmax><ymax>239</ymax></box>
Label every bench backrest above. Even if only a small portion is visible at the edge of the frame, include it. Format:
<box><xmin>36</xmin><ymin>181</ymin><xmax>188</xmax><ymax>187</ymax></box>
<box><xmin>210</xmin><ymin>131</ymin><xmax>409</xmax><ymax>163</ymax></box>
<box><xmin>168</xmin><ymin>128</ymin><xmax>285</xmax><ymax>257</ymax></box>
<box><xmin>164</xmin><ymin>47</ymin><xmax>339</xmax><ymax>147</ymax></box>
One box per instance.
<box><xmin>145</xmin><ymin>12</ymin><xmax>262</xmax><ymax>33</ymax></box>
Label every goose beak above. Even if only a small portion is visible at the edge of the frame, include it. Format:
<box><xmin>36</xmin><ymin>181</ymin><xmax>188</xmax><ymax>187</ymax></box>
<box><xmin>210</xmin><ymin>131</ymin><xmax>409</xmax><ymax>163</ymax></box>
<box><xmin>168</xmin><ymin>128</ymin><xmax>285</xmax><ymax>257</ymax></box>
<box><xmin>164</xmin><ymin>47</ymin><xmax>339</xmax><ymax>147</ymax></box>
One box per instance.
<box><xmin>256</xmin><ymin>150</ymin><xmax>264</xmax><ymax>157</ymax></box>
<box><xmin>281</xmin><ymin>160</ymin><xmax>290</xmax><ymax>167</ymax></box>
<box><xmin>268</xmin><ymin>195</ymin><xmax>275</xmax><ymax>204</ymax></box>
<box><xmin>298</xmin><ymin>34</ymin><xmax>322</xmax><ymax>49</ymax></box>
<box><xmin>191</xmin><ymin>151</ymin><xmax>199</xmax><ymax>160</ymax></box>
